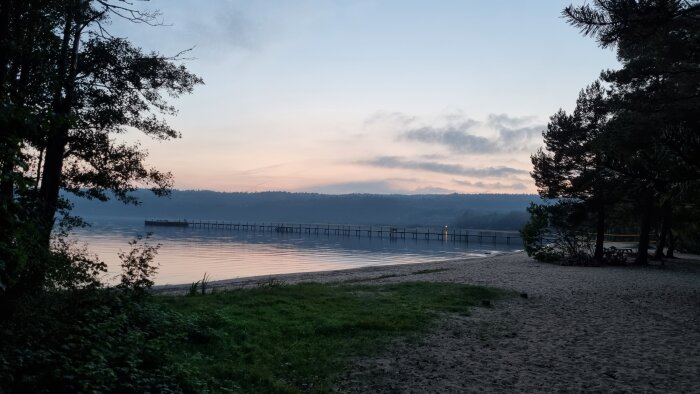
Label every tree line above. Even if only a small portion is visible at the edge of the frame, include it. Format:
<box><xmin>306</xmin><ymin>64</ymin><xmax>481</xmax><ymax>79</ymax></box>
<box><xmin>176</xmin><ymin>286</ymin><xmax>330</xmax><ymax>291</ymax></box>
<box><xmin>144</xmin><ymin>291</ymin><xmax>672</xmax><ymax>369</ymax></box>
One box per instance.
<box><xmin>69</xmin><ymin>189</ymin><xmax>537</xmax><ymax>228</ymax></box>
<box><xmin>525</xmin><ymin>0</ymin><xmax>700</xmax><ymax>264</ymax></box>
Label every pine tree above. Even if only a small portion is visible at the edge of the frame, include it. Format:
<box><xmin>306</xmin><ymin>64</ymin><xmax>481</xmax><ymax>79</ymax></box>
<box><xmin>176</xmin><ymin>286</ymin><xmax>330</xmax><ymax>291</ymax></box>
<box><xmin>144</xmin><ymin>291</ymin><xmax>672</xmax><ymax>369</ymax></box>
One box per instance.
<box><xmin>564</xmin><ymin>0</ymin><xmax>700</xmax><ymax>263</ymax></box>
<box><xmin>532</xmin><ymin>81</ymin><xmax>614</xmax><ymax>262</ymax></box>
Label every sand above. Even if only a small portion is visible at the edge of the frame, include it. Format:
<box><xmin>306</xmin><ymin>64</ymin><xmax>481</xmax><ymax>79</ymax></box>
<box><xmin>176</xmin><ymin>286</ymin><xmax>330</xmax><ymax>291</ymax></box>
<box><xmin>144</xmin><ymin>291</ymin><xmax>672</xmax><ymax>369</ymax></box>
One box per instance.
<box><xmin>157</xmin><ymin>252</ymin><xmax>700</xmax><ymax>393</ymax></box>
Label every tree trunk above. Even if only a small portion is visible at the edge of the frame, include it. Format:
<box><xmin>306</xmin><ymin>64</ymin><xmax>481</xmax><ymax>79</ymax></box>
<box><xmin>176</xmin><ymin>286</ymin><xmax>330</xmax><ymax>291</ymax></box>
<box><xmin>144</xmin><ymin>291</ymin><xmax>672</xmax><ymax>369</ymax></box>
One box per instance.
<box><xmin>666</xmin><ymin>231</ymin><xmax>675</xmax><ymax>258</ymax></box>
<box><xmin>654</xmin><ymin>202</ymin><xmax>671</xmax><ymax>260</ymax></box>
<box><xmin>0</xmin><ymin>0</ymin><xmax>13</xmax><ymax>206</ymax></box>
<box><xmin>0</xmin><ymin>1</ymin><xmax>16</xmax><ymax>273</ymax></box>
<box><xmin>594</xmin><ymin>201</ymin><xmax>605</xmax><ymax>262</ymax></box>
<box><xmin>37</xmin><ymin>7</ymin><xmax>81</xmax><ymax>245</ymax></box>
<box><xmin>635</xmin><ymin>191</ymin><xmax>653</xmax><ymax>265</ymax></box>
<box><xmin>0</xmin><ymin>0</ymin><xmax>12</xmax><ymax>89</ymax></box>
<box><xmin>0</xmin><ymin>160</ymin><xmax>13</xmax><ymax>206</ymax></box>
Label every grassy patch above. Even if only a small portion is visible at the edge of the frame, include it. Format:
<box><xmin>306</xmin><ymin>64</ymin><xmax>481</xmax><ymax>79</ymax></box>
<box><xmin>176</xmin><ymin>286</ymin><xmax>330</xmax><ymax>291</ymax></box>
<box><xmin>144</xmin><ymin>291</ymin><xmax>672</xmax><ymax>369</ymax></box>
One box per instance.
<box><xmin>154</xmin><ymin>281</ymin><xmax>502</xmax><ymax>392</ymax></box>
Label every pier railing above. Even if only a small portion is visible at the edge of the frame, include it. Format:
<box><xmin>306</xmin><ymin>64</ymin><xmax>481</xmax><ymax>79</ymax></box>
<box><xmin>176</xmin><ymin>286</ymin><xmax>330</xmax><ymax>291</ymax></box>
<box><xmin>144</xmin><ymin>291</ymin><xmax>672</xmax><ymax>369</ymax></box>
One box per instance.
<box><xmin>144</xmin><ymin>219</ymin><xmax>525</xmax><ymax>245</ymax></box>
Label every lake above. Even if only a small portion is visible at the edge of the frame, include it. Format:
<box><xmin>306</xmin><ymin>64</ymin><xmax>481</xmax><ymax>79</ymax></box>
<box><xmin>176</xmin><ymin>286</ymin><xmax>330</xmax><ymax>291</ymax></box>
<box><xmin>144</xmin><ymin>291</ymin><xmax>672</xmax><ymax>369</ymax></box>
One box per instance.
<box><xmin>71</xmin><ymin>217</ymin><xmax>522</xmax><ymax>285</ymax></box>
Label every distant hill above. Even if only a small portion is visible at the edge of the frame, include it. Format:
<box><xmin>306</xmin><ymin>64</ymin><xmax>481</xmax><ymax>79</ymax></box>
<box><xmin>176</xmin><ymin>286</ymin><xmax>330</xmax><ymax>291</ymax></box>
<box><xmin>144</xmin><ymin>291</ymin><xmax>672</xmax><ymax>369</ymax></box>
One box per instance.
<box><xmin>68</xmin><ymin>190</ymin><xmax>542</xmax><ymax>230</ymax></box>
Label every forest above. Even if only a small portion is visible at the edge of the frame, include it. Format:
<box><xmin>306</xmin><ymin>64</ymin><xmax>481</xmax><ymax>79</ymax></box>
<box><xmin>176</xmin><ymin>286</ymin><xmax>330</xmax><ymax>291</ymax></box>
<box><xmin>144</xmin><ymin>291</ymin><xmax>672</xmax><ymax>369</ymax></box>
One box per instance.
<box><xmin>70</xmin><ymin>190</ymin><xmax>537</xmax><ymax>230</ymax></box>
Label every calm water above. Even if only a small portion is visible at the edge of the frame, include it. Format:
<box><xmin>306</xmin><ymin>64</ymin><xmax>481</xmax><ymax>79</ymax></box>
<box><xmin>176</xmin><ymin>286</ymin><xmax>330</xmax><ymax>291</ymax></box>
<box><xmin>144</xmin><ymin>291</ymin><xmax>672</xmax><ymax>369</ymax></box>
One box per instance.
<box><xmin>71</xmin><ymin>217</ymin><xmax>522</xmax><ymax>285</ymax></box>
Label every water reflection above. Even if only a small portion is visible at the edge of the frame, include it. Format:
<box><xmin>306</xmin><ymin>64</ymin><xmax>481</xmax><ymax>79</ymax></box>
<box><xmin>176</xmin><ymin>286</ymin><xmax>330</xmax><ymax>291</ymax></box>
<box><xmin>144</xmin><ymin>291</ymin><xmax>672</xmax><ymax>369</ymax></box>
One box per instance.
<box><xmin>71</xmin><ymin>217</ymin><xmax>521</xmax><ymax>285</ymax></box>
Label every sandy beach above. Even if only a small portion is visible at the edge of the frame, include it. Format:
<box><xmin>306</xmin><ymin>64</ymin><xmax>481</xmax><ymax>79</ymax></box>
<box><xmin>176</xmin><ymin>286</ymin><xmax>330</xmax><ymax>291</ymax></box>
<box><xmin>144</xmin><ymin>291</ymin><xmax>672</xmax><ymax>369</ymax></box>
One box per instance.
<box><xmin>158</xmin><ymin>252</ymin><xmax>700</xmax><ymax>392</ymax></box>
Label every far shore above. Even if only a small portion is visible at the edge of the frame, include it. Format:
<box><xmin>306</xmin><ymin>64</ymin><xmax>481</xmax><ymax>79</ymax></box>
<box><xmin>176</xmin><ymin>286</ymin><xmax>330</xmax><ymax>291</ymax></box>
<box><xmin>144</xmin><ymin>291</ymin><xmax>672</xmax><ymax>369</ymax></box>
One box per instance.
<box><xmin>156</xmin><ymin>251</ymin><xmax>700</xmax><ymax>392</ymax></box>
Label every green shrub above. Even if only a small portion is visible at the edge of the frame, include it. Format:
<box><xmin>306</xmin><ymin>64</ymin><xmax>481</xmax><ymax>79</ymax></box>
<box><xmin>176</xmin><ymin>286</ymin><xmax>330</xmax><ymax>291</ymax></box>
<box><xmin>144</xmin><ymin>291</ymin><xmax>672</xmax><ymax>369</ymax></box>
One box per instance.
<box><xmin>117</xmin><ymin>234</ymin><xmax>161</xmax><ymax>295</ymax></box>
<box><xmin>521</xmin><ymin>202</ymin><xmax>598</xmax><ymax>265</ymax></box>
<box><xmin>520</xmin><ymin>203</ymin><xmax>561</xmax><ymax>262</ymax></box>
<box><xmin>0</xmin><ymin>290</ymin><xmax>208</xmax><ymax>393</ymax></box>
<box><xmin>0</xmin><ymin>233</ymin><xmax>195</xmax><ymax>393</ymax></box>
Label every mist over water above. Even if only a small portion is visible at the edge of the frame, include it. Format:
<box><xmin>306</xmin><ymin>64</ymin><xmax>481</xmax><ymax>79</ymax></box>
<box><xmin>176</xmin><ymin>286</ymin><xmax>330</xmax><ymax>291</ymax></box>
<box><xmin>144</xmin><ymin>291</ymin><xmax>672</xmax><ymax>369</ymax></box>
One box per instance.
<box><xmin>71</xmin><ymin>216</ymin><xmax>521</xmax><ymax>285</ymax></box>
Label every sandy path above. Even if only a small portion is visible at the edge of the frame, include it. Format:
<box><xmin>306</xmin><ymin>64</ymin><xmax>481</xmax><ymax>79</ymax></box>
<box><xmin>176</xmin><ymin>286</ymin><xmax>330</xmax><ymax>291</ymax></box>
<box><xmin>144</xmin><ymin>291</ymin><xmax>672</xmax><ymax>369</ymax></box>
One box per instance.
<box><xmin>157</xmin><ymin>252</ymin><xmax>700</xmax><ymax>392</ymax></box>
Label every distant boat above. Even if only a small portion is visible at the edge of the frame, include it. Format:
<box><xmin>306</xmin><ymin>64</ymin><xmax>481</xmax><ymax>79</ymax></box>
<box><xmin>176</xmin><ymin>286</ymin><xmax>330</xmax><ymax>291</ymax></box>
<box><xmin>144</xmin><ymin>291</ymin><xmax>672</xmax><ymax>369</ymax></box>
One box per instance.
<box><xmin>145</xmin><ymin>220</ymin><xmax>189</xmax><ymax>227</ymax></box>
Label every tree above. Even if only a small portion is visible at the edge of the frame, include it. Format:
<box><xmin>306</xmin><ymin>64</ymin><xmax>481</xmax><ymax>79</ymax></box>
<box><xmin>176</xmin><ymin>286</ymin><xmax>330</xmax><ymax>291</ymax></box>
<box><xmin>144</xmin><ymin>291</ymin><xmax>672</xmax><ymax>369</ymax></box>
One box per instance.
<box><xmin>37</xmin><ymin>1</ymin><xmax>202</xmax><ymax>240</ymax></box>
<box><xmin>0</xmin><ymin>0</ymin><xmax>202</xmax><ymax>295</ymax></box>
<box><xmin>531</xmin><ymin>81</ymin><xmax>614</xmax><ymax>262</ymax></box>
<box><xmin>520</xmin><ymin>203</ymin><xmax>559</xmax><ymax>262</ymax></box>
<box><xmin>0</xmin><ymin>0</ymin><xmax>65</xmax><ymax>295</ymax></box>
<box><xmin>563</xmin><ymin>0</ymin><xmax>700</xmax><ymax>264</ymax></box>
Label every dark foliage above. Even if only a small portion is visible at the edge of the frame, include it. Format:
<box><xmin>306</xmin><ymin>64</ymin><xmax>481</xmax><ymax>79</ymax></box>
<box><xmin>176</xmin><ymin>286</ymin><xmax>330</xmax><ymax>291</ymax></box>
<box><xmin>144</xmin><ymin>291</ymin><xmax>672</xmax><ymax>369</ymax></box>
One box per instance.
<box><xmin>521</xmin><ymin>202</ymin><xmax>598</xmax><ymax>265</ymax></box>
<box><xmin>528</xmin><ymin>0</ymin><xmax>700</xmax><ymax>264</ymax></box>
<box><xmin>117</xmin><ymin>234</ymin><xmax>161</xmax><ymax>295</ymax></box>
<box><xmin>520</xmin><ymin>203</ymin><xmax>561</xmax><ymax>262</ymax></box>
<box><xmin>0</xmin><ymin>0</ymin><xmax>201</xmax><ymax>297</ymax></box>
<box><xmin>0</xmin><ymin>290</ymin><xmax>210</xmax><ymax>393</ymax></box>
<box><xmin>0</xmin><ymin>1</ymin><xmax>205</xmax><ymax>391</ymax></box>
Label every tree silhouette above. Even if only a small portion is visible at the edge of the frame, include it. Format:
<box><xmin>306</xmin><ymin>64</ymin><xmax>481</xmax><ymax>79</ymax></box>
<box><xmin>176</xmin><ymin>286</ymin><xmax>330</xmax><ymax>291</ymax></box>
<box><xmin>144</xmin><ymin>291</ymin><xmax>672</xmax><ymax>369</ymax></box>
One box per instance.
<box><xmin>532</xmin><ymin>81</ymin><xmax>616</xmax><ymax>261</ymax></box>
<box><xmin>558</xmin><ymin>0</ymin><xmax>700</xmax><ymax>264</ymax></box>
<box><xmin>0</xmin><ymin>0</ymin><xmax>202</xmax><ymax>294</ymax></box>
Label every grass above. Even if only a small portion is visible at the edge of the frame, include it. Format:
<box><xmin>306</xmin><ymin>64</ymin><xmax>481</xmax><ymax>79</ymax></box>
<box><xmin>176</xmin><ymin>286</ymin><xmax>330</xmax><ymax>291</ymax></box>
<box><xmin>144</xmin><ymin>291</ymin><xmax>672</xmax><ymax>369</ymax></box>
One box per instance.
<box><xmin>188</xmin><ymin>272</ymin><xmax>212</xmax><ymax>295</ymax></box>
<box><xmin>154</xmin><ymin>281</ymin><xmax>502</xmax><ymax>393</ymax></box>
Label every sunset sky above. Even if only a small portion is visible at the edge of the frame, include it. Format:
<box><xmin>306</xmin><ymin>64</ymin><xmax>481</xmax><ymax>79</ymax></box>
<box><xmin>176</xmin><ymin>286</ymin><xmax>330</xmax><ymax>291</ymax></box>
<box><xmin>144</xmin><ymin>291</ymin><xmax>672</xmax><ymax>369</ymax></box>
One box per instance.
<box><xmin>113</xmin><ymin>0</ymin><xmax>619</xmax><ymax>194</ymax></box>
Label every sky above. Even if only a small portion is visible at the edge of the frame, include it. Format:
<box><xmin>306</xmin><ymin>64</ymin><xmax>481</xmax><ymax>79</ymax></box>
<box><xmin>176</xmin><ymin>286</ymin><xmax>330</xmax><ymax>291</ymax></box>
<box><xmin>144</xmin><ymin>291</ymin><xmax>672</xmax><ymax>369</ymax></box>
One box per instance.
<box><xmin>110</xmin><ymin>0</ymin><xmax>619</xmax><ymax>194</ymax></box>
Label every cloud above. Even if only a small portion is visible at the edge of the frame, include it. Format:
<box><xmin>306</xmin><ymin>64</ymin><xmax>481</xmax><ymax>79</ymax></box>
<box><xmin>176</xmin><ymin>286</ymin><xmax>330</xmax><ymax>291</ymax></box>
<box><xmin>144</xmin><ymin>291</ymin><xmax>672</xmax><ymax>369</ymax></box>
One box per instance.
<box><xmin>363</xmin><ymin>111</ymin><xmax>417</xmax><ymax>128</ymax></box>
<box><xmin>177</xmin><ymin>2</ymin><xmax>265</xmax><ymax>53</ymax></box>
<box><xmin>401</xmin><ymin>124</ymin><xmax>496</xmax><ymax>153</ymax></box>
<box><xmin>138</xmin><ymin>1</ymin><xmax>329</xmax><ymax>57</ymax></box>
<box><xmin>419</xmin><ymin>153</ymin><xmax>449</xmax><ymax>160</ymax></box>
<box><xmin>486</xmin><ymin>113</ymin><xmax>537</xmax><ymax>128</ymax></box>
<box><xmin>302</xmin><ymin>180</ymin><xmax>458</xmax><ymax>195</ymax></box>
<box><xmin>453</xmin><ymin>179</ymin><xmax>528</xmax><ymax>190</ymax></box>
<box><xmin>362</xmin><ymin>156</ymin><xmax>528</xmax><ymax>177</ymax></box>
<box><xmin>398</xmin><ymin>113</ymin><xmax>544</xmax><ymax>154</ymax></box>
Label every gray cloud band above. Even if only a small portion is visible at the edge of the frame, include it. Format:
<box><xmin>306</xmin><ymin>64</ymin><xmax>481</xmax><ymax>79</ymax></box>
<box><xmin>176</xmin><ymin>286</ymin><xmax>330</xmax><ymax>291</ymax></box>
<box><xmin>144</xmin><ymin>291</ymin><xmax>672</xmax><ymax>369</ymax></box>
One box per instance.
<box><xmin>362</xmin><ymin>156</ymin><xmax>528</xmax><ymax>177</ymax></box>
<box><xmin>397</xmin><ymin>113</ymin><xmax>543</xmax><ymax>154</ymax></box>
<box><xmin>452</xmin><ymin>179</ymin><xmax>527</xmax><ymax>190</ymax></box>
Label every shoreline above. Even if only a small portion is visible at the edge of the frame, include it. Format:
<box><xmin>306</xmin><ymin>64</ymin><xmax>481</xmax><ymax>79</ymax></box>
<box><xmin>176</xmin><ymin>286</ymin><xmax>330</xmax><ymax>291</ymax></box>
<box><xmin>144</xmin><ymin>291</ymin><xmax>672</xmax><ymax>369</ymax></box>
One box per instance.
<box><xmin>153</xmin><ymin>250</ymin><xmax>520</xmax><ymax>294</ymax></box>
<box><xmin>153</xmin><ymin>250</ymin><xmax>698</xmax><ymax>294</ymax></box>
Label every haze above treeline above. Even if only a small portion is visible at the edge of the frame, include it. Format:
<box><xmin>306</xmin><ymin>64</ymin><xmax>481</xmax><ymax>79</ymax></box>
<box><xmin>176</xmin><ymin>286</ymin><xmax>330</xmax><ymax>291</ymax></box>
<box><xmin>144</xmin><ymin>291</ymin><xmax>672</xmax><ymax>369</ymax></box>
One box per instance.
<box><xmin>69</xmin><ymin>190</ymin><xmax>542</xmax><ymax>230</ymax></box>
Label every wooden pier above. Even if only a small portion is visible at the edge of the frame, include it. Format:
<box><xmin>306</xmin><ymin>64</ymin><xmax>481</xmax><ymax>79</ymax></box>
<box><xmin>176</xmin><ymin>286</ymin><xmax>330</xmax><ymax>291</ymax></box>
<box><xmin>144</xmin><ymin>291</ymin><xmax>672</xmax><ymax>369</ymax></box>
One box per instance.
<box><xmin>144</xmin><ymin>219</ymin><xmax>188</xmax><ymax>227</ymax></box>
<box><xmin>144</xmin><ymin>219</ymin><xmax>524</xmax><ymax>245</ymax></box>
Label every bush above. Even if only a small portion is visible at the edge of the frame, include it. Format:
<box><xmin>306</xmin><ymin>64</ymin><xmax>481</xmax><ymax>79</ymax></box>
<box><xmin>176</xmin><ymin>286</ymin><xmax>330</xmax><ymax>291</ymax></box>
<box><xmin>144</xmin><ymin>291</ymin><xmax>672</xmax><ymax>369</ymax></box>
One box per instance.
<box><xmin>0</xmin><ymin>290</ymin><xmax>208</xmax><ymax>393</ymax></box>
<box><xmin>117</xmin><ymin>234</ymin><xmax>161</xmax><ymax>295</ymax></box>
<box><xmin>521</xmin><ymin>202</ymin><xmax>597</xmax><ymax>265</ymax></box>
<box><xmin>520</xmin><ymin>203</ymin><xmax>562</xmax><ymax>262</ymax></box>
<box><xmin>0</xmin><ymin>232</ymin><xmax>207</xmax><ymax>393</ymax></box>
<box><xmin>47</xmin><ymin>237</ymin><xmax>107</xmax><ymax>291</ymax></box>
